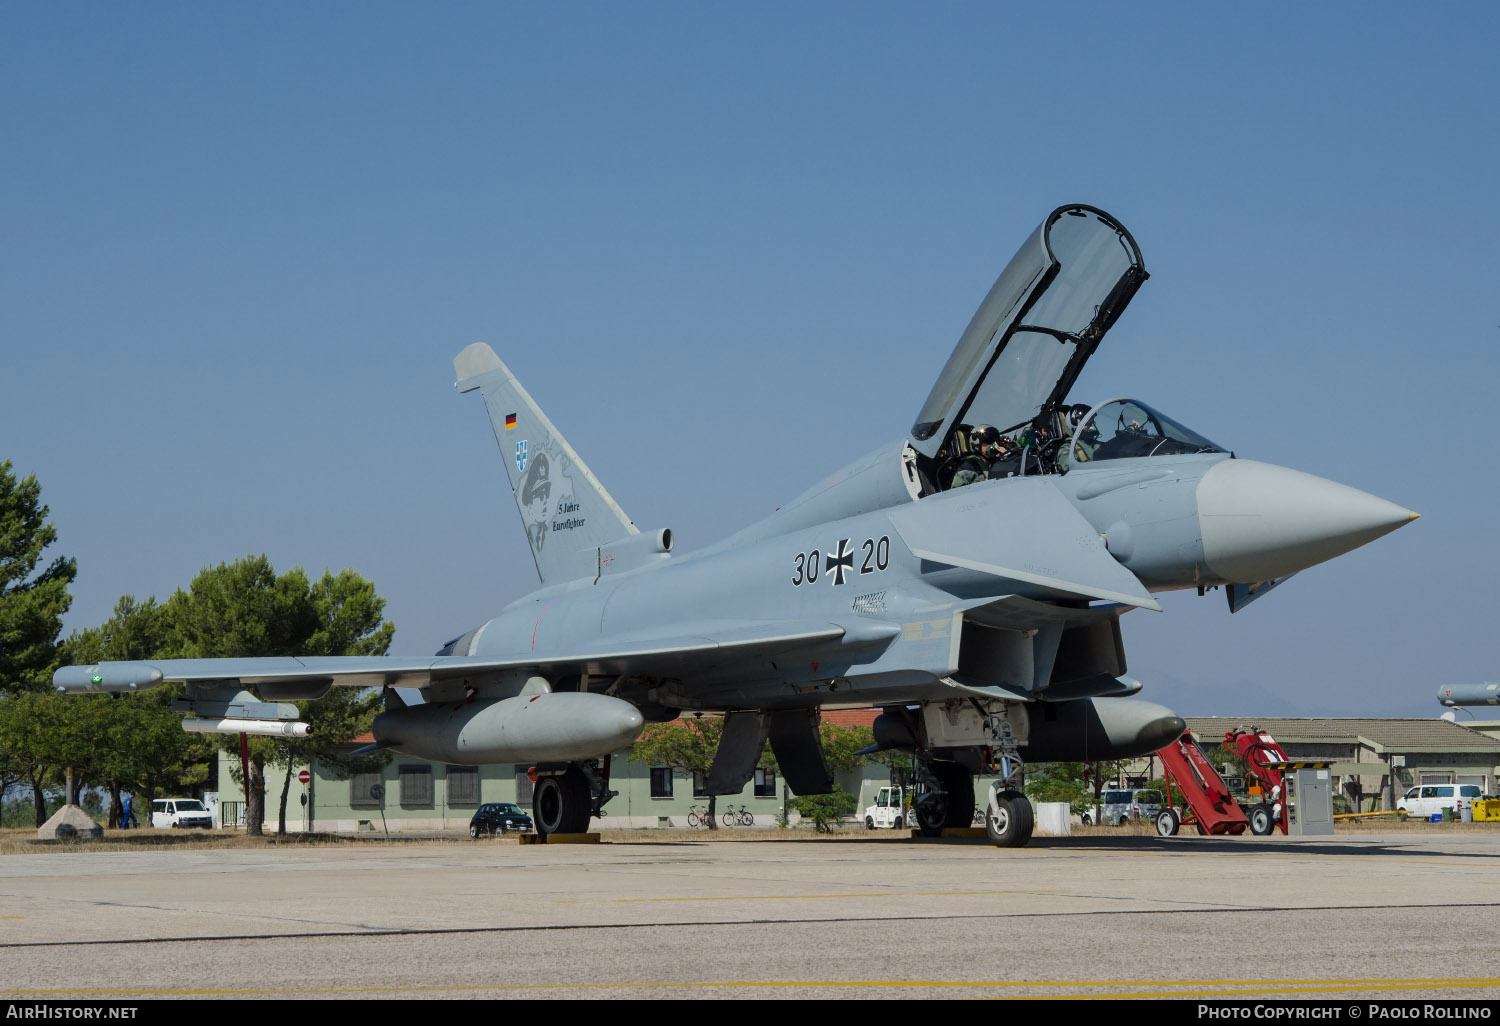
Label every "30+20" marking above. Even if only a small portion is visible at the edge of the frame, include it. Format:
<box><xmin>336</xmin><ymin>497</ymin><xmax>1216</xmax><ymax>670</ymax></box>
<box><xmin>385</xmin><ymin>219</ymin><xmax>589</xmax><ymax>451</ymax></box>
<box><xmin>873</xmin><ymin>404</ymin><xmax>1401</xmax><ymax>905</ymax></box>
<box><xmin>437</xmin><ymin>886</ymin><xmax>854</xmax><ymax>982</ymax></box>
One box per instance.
<box><xmin>792</xmin><ymin>536</ymin><xmax>890</xmax><ymax>587</ymax></box>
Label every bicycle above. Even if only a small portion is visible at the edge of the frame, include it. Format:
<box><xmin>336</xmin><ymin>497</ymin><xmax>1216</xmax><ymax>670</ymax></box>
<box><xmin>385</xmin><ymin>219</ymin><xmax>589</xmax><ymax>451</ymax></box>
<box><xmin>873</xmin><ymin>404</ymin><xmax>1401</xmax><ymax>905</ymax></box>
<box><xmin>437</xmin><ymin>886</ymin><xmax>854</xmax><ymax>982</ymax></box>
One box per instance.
<box><xmin>685</xmin><ymin>804</ymin><xmax>709</xmax><ymax>828</ymax></box>
<box><xmin>721</xmin><ymin>804</ymin><xmax>755</xmax><ymax>827</ymax></box>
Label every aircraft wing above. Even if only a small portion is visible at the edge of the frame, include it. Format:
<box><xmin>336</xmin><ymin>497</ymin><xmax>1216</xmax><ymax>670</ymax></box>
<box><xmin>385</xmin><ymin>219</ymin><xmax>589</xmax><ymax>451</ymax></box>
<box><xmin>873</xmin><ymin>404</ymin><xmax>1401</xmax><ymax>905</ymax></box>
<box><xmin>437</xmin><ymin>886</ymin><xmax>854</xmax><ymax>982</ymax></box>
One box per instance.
<box><xmin>52</xmin><ymin>620</ymin><xmax>854</xmax><ymax>694</ymax></box>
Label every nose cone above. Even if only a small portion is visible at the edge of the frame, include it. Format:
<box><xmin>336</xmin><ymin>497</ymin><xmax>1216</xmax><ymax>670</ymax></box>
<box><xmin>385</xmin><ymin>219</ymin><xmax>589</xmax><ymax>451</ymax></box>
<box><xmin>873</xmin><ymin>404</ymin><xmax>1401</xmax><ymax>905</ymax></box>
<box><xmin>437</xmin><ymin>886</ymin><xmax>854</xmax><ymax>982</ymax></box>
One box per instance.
<box><xmin>1198</xmin><ymin>459</ymin><xmax>1417</xmax><ymax>583</ymax></box>
<box><xmin>615</xmin><ymin>704</ymin><xmax>647</xmax><ymax>745</ymax></box>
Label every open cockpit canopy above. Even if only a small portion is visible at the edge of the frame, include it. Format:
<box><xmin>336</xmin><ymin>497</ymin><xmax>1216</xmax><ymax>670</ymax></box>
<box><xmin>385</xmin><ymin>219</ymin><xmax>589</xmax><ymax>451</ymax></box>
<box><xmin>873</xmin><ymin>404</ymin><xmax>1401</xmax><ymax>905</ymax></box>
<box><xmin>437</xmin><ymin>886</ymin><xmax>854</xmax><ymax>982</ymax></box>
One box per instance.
<box><xmin>911</xmin><ymin>205</ymin><xmax>1147</xmax><ymax>489</ymax></box>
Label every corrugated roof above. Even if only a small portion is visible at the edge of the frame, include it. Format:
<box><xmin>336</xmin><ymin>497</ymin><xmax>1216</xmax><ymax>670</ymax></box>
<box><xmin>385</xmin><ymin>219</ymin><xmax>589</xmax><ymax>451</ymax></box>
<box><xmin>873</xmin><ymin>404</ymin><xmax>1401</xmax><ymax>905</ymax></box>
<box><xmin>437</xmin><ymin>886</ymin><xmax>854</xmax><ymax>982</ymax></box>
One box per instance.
<box><xmin>1184</xmin><ymin>717</ymin><xmax>1500</xmax><ymax>753</ymax></box>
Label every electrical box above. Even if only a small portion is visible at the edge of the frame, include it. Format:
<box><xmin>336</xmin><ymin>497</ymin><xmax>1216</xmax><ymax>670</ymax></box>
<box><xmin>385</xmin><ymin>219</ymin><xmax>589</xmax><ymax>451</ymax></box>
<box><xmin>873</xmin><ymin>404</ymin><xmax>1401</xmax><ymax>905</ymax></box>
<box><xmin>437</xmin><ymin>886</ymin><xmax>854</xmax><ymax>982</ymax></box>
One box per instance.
<box><xmin>1287</xmin><ymin>768</ymin><xmax>1334</xmax><ymax>836</ymax></box>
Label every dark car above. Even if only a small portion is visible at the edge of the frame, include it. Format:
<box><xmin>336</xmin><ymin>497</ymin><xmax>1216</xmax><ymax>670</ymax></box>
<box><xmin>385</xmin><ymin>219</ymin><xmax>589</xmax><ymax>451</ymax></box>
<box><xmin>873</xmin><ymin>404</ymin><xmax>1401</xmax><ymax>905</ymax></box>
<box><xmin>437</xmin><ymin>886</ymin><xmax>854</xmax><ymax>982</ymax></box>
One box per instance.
<box><xmin>469</xmin><ymin>802</ymin><xmax>534</xmax><ymax>838</ymax></box>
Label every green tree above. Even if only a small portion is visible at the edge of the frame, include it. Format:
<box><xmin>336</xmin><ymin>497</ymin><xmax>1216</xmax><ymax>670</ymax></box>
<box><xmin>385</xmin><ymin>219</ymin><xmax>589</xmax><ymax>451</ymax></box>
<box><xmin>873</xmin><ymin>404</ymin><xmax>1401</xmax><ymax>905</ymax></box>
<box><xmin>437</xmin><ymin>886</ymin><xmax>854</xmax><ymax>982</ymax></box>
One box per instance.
<box><xmin>631</xmin><ymin>717</ymin><xmax>883</xmax><ymax>830</ymax></box>
<box><xmin>630</xmin><ymin>717</ymin><xmax>724</xmax><ymax>829</ymax></box>
<box><xmin>0</xmin><ymin>461</ymin><xmax>76</xmax><ymax>695</ymax></box>
<box><xmin>162</xmin><ymin>558</ymin><xmax>394</xmax><ymax>836</ymax></box>
<box><xmin>1023</xmin><ymin>761</ymin><xmax>1095</xmax><ymax>815</ymax></box>
<box><xmin>0</xmin><ymin>690</ymin><xmax>96</xmax><ymax>826</ymax></box>
<box><xmin>58</xmin><ymin>596</ymin><xmax>206</xmax><ymax>825</ymax></box>
<box><xmin>789</xmin><ymin>787</ymin><xmax>857</xmax><ymax>832</ymax></box>
<box><xmin>265</xmin><ymin>569</ymin><xmax>393</xmax><ymax>834</ymax></box>
<box><xmin>817</xmin><ymin>722</ymin><xmax>873</xmax><ymax>774</ymax></box>
<box><xmin>867</xmin><ymin>748</ymin><xmax>914</xmax><ymax>789</ymax></box>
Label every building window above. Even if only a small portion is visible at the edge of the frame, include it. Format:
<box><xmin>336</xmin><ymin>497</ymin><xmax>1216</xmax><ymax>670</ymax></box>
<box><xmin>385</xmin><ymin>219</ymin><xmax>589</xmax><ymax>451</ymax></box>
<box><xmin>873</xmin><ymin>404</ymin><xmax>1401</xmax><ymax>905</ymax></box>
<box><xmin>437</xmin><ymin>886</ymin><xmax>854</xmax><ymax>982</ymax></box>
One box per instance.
<box><xmin>692</xmin><ymin>771</ymin><xmax>709</xmax><ymax>798</ymax></box>
<box><xmin>754</xmin><ymin>768</ymin><xmax>777</xmax><ymax>798</ymax></box>
<box><xmin>350</xmin><ymin>772</ymin><xmax>383</xmax><ymax>808</ymax></box>
<box><xmin>447</xmin><ymin>766</ymin><xmax>478</xmax><ymax>806</ymax></box>
<box><xmin>514</xmin><ymin>767</ymin><xmax>535</xmax><ymax>805</ymax></box>
<box><xmin>399</xmin><ymin>764</ymin><xmax>433</xmax><ymax>806</ymax></box>
<box><xmin>650</xmin><ymin>767</ymin><xmax>674</xmax><ymax>798</ymax></box>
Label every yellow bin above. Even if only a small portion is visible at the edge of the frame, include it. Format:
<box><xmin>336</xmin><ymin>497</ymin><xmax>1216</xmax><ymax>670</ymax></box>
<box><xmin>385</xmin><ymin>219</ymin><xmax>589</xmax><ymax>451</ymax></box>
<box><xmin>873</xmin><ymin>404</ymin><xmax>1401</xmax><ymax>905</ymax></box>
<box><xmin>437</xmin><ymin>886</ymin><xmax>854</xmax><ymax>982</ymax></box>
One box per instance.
<box><xmin>1471</xmin><ymin>799</ymin><xmax>1500</xmax><ymax>822</ymax></box>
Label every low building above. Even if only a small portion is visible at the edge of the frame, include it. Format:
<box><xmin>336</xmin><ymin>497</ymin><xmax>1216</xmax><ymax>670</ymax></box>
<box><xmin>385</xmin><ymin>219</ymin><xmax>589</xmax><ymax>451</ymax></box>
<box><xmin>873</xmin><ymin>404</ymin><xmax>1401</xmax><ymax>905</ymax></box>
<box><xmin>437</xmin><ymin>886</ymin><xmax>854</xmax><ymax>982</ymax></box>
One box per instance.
<box><xmin>214</xmin><ymin>710</ymin><xmax>896</xmax><ymax>833</ymax></box>
<box><xmin>1182</xmin><ymin>717</ymin><xmax>1500</xmax><ymax>811</ymax></box>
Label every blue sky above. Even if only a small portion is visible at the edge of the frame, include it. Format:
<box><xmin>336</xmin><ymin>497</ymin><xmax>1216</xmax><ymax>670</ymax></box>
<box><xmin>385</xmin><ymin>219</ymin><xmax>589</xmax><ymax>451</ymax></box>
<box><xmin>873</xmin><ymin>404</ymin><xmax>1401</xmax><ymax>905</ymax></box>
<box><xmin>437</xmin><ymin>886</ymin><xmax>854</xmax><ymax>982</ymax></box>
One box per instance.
<box><xmin>4</xmin><ymin>4</ymin><xmax>1496</xmax><ymax>718</ymax></box>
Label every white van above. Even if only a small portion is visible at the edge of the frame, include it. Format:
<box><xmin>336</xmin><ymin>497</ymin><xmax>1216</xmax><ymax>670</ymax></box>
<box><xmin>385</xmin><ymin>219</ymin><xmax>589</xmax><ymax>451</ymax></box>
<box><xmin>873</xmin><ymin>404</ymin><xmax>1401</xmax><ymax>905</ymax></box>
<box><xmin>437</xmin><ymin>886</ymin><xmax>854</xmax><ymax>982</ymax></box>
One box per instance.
<box><xmin>1089</xmin><ymin>788</ymin><xmax>1165</xmax><ymax>826</ymax></box>
<box><xmin>151</xmin><ymin>798</ymin><xmax>214</xmax><ymax>829</ymax></box>
<box><xmin>1397</xmin><ymin>784</ymin><xmax>1482</xmax><ymax>819</ymax></box>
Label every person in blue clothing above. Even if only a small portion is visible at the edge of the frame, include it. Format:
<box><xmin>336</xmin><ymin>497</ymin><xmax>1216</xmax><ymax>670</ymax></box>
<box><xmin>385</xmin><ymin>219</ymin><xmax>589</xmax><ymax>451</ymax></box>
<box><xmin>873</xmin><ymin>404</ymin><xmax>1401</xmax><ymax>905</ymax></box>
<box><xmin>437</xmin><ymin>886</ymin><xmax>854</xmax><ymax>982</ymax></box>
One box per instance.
<box><xmin>121</xmin><ymin>791</ymin><xmax>137</xmax><ymax>829</ymax></box>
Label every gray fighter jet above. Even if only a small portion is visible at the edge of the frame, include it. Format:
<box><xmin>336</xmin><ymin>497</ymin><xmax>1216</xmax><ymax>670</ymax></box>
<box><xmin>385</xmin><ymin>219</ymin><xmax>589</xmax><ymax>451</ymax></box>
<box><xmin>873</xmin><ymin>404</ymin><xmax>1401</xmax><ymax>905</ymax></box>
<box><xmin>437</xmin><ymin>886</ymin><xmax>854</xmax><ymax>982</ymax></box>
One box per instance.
<box><xmin>55</xmin><ymin>204</ymin><xmax>1417</xmax><ymax>846</ymax></box>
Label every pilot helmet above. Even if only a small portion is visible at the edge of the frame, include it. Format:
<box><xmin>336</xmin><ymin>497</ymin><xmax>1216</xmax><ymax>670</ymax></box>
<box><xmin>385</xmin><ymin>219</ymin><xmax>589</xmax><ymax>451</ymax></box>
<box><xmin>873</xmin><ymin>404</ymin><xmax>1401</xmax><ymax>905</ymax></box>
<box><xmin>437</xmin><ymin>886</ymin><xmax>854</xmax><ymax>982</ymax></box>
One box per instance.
<box><xmin>971</xmin><ymin>425</ymin><xmax>1000</xmax><ymax>454</ymax></box>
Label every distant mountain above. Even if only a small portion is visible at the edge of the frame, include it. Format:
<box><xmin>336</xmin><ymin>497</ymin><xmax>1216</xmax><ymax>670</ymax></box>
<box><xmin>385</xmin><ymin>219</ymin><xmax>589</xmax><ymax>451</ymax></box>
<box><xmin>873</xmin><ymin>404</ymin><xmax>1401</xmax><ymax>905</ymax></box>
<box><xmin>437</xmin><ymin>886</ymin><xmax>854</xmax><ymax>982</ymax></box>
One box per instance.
<box><xmin>1141</xmin><ymin>671</ymin><xmax>1310</xmax><ymax>718</ymax></box>
<box><xmin>1138</xmin><ymin>670</ymin><xmax>1443</xmax><ymax>720</ymax></box>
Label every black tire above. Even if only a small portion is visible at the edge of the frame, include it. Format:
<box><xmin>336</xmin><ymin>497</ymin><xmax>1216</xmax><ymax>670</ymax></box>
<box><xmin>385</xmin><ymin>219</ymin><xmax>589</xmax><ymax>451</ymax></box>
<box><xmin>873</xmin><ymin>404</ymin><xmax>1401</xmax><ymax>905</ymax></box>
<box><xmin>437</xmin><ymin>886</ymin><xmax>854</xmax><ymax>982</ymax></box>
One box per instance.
<box><xmin>533</xmin><ymin>766</ymin><xmax>592</xmax><ymax>836</ymax></box>
<box><xmin>742</xmin><ymin>813</ymin><xmax>754</xmax><ymax>827</ymax></box>
<box><xmin>723</xmin><ymin>813</ymin><xmax>735</xmax><ymax>827</ymax></box>
<box><xmin>985</xmin><ymin>789</ymin><xmax>1034</xmax><ymax>847</ymax></box>
<box><xmin>1081</xmin><ymin>812</ymin><xmax>1092</xmax><ymax>826</ymax></box>
<box><xmin>1249</xmin><ymin>803</ymin><xmax>1274</xmax><ymax>836</ymax></box>
<box><xmin>1155</xmin><ymin>809</ymin><xmax>1180</xmax><ymax>837</ymax></box>
<box><xmin>892</xmin><ymin>816</ymin><xmax>903</xmax><ymax>830</ymax></box>
<box><xmin>915</xmin><ymin>762</ymin><xmax>974</xmax><ymax>837</ymax></box>
<box><xmin>865</xmin><ymin>816</ymin><xmax>875</xmax><ymax>830</ymax></box>
<box><xmin>469</xmin><ymin>822</ymin><xmax>482</xmax><ymax>840</ymax></box>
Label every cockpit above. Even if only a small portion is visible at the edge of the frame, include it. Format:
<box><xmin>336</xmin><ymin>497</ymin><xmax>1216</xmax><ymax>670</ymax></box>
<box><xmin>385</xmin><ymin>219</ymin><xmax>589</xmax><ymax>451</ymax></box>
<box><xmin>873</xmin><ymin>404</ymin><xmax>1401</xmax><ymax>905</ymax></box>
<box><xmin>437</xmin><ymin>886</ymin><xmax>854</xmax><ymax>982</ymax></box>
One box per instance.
<box><xmin>1065</xmin><ymin>398</ymin><xmax>1223</xmax><ymax>468</ymax></box>
<box><xmin>929</xmin><ymin>399</ymin><xmax>1224</xmax><ymax>490</ymax></box>
<box><xmin>905</xmin><ymin>204</ymin><xmax>1225</xmax><ymax>495</ymax></box>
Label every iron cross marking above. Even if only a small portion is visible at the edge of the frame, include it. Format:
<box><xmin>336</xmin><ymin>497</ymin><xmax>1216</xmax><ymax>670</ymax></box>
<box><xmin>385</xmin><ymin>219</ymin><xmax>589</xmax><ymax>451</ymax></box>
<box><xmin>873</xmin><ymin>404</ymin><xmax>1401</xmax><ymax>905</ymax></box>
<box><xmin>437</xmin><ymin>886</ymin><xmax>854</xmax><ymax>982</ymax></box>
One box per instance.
<box><xmin>825</xmin><ymin>538</ymin><xmax>854</xmax><ymax>585</ymax></box>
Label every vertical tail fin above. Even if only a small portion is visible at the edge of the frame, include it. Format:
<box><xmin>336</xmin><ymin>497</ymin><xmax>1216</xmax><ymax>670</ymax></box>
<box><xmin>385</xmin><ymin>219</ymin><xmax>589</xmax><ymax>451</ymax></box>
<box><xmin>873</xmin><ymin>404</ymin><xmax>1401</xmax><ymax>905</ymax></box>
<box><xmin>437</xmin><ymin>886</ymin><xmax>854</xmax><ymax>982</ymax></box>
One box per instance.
<box><xmin>455</xmin><ymin>343</ymin><xmax>637</xmax><ymax>585</ymax></box>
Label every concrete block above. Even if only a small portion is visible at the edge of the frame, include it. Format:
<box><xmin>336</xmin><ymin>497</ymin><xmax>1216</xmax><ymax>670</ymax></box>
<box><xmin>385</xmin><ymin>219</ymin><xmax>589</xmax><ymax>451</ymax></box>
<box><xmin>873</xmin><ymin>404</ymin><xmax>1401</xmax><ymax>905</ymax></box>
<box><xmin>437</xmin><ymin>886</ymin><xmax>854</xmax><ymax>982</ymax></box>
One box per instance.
<box><xmin>37</xmin><ymin>804</ymin><xmax>104</xmax><ymax>841</ymax></box>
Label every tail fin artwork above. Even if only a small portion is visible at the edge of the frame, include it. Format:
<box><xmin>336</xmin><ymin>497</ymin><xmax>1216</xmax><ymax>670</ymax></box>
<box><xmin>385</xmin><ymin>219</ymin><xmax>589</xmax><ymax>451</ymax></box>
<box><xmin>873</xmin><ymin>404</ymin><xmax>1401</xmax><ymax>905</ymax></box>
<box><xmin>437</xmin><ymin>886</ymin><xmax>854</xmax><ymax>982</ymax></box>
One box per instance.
<box><xmin>455</xmin><ymin>343</ymin><xmax>638</xmax><ymax>585</ymax></box>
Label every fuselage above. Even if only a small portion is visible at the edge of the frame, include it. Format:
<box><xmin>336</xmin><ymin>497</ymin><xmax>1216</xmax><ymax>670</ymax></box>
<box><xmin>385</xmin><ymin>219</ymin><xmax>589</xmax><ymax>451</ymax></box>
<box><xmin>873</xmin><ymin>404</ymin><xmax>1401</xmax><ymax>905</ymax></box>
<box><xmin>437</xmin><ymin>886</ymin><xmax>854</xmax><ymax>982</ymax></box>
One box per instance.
<box><xmin>450</xmin><ymin>441</ymin><xmax>1412</xmax><ymax>715</ymax></box>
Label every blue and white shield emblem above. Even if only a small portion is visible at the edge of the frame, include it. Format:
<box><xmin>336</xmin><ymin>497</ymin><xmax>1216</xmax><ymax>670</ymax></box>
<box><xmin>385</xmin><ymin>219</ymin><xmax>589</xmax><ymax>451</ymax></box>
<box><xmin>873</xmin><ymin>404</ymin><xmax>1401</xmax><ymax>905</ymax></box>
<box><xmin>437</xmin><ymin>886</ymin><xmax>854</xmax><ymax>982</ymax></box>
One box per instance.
<box><xmin>515</xmin><ymin>440</ymin><xmax>528</xmax><ymax>473</ymax></box>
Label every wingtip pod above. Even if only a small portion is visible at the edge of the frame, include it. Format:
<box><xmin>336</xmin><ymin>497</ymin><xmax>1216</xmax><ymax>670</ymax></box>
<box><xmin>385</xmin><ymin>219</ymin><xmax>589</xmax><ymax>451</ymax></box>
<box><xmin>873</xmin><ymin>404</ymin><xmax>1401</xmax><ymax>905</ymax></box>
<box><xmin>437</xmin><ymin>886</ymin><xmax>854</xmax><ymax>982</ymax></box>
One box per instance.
<box><xmin>1437</xmin><ymin>682</ymin><xmax>1500</xmax><ymax>707</ymax></box>
<box><xmin>54</xmin><ymin>662</ymin><xmax>164</xmax><ymax>694</ymax></box>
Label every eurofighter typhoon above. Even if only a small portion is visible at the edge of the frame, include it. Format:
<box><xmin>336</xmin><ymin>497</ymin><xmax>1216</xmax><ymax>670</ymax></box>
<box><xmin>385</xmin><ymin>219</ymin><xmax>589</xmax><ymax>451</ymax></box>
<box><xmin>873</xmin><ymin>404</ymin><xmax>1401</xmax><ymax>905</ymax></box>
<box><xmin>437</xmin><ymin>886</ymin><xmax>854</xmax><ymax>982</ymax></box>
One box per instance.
<box><xmin>56</xmin><ymin>205</ymin><xmax>1417</xmax><ymax>846</ymax></box>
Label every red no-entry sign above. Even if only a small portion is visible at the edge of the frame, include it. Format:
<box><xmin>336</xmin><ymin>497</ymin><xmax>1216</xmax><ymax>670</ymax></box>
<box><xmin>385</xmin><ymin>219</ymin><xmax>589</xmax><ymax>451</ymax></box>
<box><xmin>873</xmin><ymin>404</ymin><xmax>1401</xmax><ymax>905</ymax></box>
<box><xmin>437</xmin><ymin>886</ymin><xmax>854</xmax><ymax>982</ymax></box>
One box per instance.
<box><xmin>298</xmin><ymin>770</ymin><xmax>311</xmax><ymax>784</ymax></box>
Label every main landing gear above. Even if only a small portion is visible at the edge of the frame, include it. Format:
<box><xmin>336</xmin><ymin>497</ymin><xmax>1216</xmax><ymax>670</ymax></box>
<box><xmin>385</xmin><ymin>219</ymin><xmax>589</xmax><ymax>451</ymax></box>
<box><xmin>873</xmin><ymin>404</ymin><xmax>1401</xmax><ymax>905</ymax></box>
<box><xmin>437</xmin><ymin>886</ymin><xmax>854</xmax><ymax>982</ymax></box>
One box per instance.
<box><xmin>914</xmin><ymin>760</ymin><xmax>974</xmax><ymax>837</ymax></box>
<box><xmin>913</xmin><ymin>758</ymin><xmax>1035</xmax><ymax>847</ymax></box>
<box><xmin>531</xmin><ymin>760</ymin><xmax>616</xmax><ymax>837</ymax></box>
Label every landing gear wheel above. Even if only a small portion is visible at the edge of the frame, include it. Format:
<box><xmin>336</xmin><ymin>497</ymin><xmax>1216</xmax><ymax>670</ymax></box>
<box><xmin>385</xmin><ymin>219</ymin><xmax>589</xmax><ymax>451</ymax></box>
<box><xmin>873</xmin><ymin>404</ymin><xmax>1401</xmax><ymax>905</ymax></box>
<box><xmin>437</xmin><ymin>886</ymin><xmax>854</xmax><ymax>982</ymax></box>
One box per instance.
<box><xmin>1155</xmin><ymin>809</ymin><xmax>1180</xmax><ymax>837</ymax></box>
<box><xmin>916</xmin><ymin>761</ymin><xmax>974</xmax><ymax>837</ymax></box>
<box><xmin>533</xmin><ymin>765</ymin><xmax>592</xmax><ymax>836</ymax></box>
<box><xmin>983</xmin><ymin>788</ymin><xmax>1034</xmax><ymax>847</ymax></box>
<box><xmin>1249</xmin><ymin>803</ymin><xmax>1274</xmax><ymax>836</ymax></box>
